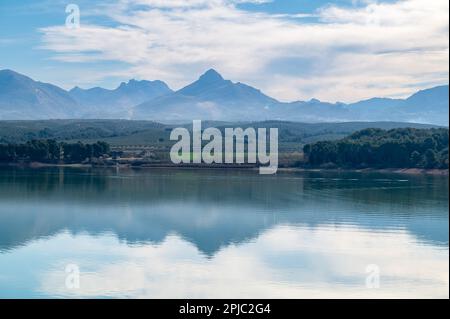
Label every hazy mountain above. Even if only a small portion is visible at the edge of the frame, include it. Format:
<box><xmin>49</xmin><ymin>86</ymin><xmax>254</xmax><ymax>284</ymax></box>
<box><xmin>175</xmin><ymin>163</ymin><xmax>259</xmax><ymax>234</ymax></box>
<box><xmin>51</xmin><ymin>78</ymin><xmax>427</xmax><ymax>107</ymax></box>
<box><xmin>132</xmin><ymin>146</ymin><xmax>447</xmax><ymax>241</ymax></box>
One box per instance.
<box><xmin>276</xmin><ymin>86</ymin><xmax>448</xmax><ymax>125</ymax></box>
<box><xmin>0</xmin><ymin>69</ymin><xmax>173</xmax><ymax>120</ymax></box>
<box><xmin>276</xmin><ymin>100</ymin><xmax>351</xmax><ymax>122</ymax></box>
<box><xmin>0</xmin><ymin>68</ymin><xmax>448</xmax><ymax>125</ymax></box>
<box><xmin>406</xmin><ymin>85</ymin><xmax>449</xmax><ymax>110</ymax></box>
<box><xmin>0</xmin><ymin>69</ymin><xmax>77</xmax><ymax>119</ymax></box>
<box><xmin>133</xmin><ymin>69</ymin><xmax>449</xmax><ymax>125</ymax></box>
<box><xmin>70</xmin><ymin>79</ymin><xmax>173</xmax><ymax>118</ymax></box>
<box><xmin>400</xmin><ymin>85</ymin><xmax>449</xmax><ymax>124</ymax></box>
<box><xmin>133</xmin><ymin>69</ymin><xmax>278</xmax><ymax>121</ymax></box>
<box><xmin>345</xmin><ymin>85</ymin><xmax>449</xmax><ymax>125</ymax></box>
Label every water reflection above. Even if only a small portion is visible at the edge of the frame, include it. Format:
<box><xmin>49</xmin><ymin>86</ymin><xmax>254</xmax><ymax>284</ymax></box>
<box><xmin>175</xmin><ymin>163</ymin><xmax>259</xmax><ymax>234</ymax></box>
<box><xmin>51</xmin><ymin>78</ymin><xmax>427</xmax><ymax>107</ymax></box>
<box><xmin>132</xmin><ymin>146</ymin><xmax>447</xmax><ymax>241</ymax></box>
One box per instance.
<box><xmin>0</xmin><ymin>167</ymin><xmax>448</xmax><ymax>298</ymax></box>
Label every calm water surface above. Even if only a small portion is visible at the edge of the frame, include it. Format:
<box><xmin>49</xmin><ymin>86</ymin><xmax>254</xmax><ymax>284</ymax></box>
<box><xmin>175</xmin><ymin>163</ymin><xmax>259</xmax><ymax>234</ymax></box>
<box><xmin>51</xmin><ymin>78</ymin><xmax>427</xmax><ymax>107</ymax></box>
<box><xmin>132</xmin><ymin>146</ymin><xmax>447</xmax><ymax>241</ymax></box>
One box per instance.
<box><xmin>0</xmin><ymin>167</ymin><xmax>448</xmax><ymax>298</ymax></box>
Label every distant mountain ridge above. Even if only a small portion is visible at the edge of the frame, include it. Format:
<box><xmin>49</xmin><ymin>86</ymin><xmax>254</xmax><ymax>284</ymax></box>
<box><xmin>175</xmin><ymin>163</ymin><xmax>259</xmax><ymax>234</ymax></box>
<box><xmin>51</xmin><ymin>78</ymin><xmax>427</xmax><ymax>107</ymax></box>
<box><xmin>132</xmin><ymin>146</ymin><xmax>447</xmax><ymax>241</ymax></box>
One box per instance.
<box><xmin>133</xmin><ymin>69</ymin><xmax>279</xmax><ymax>120</ymax></box>
<box><xmin>0</xmin><ymin>69</ymin><xmax>78</xmax><ymax>119</ymax></box>
<box><xmin>0</xmin><ymin>68</ymin><xmax>448</xmax><ymax>125</ymax></box>
<box><xmin>69</xmin><ymin>78</ymin><xmax>173</xmax><ymax>118</ymax></box>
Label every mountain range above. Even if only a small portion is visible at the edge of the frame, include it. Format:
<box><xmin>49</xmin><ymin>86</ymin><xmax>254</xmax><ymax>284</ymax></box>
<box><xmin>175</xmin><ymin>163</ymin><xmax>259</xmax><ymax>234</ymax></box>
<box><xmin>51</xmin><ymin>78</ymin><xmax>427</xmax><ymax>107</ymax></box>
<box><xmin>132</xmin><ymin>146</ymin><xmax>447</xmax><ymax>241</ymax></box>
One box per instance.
<box><xmin>0</xmin><ymin>68</ymin><xmax>448</xmax><ymax>125</ymax></box>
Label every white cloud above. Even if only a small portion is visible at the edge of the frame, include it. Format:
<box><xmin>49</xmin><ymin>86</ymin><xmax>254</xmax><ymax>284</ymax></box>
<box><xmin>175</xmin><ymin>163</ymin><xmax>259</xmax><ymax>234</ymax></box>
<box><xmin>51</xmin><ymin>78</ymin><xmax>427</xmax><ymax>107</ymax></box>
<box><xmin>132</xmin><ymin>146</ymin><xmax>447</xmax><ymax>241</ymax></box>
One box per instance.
<box><xmin>40</xmin><ymin>0</ymin><xmax>449</xmax><ymax>102</ymax></box>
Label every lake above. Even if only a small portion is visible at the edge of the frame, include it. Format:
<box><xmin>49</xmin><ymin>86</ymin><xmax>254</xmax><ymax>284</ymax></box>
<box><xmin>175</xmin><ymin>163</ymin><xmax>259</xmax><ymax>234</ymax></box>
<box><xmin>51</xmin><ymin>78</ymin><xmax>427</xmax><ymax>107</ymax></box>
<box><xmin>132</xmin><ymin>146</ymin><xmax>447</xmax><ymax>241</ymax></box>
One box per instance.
<box><xmin>0</xmin><ymin>167</ymin><xmax>448</xmax><ymax>298</ymax></box>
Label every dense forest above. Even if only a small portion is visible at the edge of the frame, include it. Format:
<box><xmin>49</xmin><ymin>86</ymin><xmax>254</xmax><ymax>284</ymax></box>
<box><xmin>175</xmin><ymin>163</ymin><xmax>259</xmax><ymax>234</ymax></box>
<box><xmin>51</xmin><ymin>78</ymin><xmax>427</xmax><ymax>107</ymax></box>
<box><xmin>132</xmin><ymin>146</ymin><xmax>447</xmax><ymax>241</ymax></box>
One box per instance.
<box><xmin>0</xmin><ymin>140</ymin><xmax>110</xmax><ymax>164</ymax></box>
<box><xmin>303</xmin><ymin>128</ymin><xmax>449</xmax><ymax>169</ymax></box>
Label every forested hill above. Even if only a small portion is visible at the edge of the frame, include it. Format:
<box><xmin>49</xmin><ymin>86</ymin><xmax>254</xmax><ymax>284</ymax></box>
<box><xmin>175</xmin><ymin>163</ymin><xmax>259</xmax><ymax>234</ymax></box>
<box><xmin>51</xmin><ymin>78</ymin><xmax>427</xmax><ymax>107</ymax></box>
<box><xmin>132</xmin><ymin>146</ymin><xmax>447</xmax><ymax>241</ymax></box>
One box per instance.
<box><xmin>0</xmin><ymin>119</ymin><xmax>439</xmax><ymax>149</ymax></box>
<box><xmin>303</xmin><ymin>128</ymin><xmax>449</xmax><ymax>169</ymax></box>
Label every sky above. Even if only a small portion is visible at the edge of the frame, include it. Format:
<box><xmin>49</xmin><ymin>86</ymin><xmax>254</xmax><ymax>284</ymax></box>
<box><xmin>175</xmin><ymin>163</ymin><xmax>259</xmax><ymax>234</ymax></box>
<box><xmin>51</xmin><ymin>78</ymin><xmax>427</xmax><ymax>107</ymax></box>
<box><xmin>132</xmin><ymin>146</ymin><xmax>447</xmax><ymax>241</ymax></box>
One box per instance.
<box><xmin>0</xmin><ymin>0</ymin><xmax>448</xmax><ymax>102</ymax></box>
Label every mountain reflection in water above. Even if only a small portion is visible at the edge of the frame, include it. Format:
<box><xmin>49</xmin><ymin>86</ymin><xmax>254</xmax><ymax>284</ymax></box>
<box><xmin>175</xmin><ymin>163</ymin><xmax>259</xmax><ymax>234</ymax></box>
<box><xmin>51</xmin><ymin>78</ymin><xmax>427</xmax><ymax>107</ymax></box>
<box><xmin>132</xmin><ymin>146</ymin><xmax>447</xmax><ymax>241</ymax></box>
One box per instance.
<box><xmin>0</xmin><ymin>167</ymin><xmax>448</xmax><ymax>298</ymax></box>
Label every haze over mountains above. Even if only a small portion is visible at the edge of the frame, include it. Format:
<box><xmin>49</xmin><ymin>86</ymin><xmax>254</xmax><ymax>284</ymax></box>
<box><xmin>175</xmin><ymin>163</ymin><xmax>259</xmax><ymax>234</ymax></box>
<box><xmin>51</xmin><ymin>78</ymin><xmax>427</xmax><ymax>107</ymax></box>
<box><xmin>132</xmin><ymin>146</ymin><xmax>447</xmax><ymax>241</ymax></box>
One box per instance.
<box><xmin>70</xmin><ymin>79</ymin><xmax>172</xmax><ymax>119</ymax></box>
<box><xmin>0</xmin><ymin>69</ymin><xmax>448</xmax><ymax>125</ymax></box>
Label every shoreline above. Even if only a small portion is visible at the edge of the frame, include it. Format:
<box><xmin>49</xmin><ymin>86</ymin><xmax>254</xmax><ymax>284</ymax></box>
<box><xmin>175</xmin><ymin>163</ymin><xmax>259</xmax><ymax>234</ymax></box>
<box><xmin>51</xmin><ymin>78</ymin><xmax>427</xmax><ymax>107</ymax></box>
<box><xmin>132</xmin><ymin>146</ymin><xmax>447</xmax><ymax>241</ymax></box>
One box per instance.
<box><xmin>1</xmin><ymin>162</ymin><xmax>448</xmax><ymax>176</ymax></box>
<box><xmin>277</xmin><ymin>167</ymin><xmax>449</xmax><ymax>176</ymax></box>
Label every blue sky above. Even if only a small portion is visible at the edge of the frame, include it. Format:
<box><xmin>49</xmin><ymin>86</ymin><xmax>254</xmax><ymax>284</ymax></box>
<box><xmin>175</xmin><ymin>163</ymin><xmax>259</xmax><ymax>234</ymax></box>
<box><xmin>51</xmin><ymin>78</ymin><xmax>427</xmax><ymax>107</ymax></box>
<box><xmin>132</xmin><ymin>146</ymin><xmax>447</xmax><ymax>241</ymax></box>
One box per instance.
<box><xmin>0</xmin><ymin>0</ymin><xmax>448</xmax><ymax>102</ymax></box>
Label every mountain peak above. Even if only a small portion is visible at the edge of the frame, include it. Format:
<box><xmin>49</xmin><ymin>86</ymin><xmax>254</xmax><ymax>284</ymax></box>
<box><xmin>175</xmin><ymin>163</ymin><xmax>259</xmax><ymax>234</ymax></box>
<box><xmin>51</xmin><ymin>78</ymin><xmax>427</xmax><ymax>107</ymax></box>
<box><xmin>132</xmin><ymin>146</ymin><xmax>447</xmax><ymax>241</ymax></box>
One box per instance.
<box><xmin>0</xmin><ymin>69</ymin><xmax>30</xmax><ymax>81</ymax></box>
<box><xmin>176</xmin><ymin>69</ymin><xmax>227</xmax><ymax>96</ymax></box>
<box><xmin>117</xmin><ymin>79</ymin><xmax>170</xmax><ymax>91</ymax></box>
<box><xmin>119</xmin><ymin>79</ymin><xmax>139</xmax><ymax>88</ymax></box>
<box><xmin>70</xmin><ymin>86</ymin><xmax>82</xmax><ymax>92</ymax></box>
<box><xmin>198</xmin><ymin>69</ymin><xmax>224</xmax><ymax>83</ymax></box>
<box><xmin>0</xmin><ymin>69</ymin><xmax>15</xmax><ymax>75</ymax></box>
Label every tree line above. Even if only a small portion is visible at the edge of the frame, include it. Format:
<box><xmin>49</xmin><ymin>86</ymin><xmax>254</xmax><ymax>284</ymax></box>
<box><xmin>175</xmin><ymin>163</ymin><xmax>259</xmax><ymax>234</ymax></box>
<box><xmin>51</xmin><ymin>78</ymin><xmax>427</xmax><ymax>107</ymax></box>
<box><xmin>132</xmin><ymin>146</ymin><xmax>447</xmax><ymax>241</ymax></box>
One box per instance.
<box><xmin>303</xmin><ymin>128</ymin><xmax>449</xmax><ymax>169</ymax></box>
<box><xmin>0</xmin><ymin>140</ymin><xmax>110</xmax><ymax>163</ymax></box>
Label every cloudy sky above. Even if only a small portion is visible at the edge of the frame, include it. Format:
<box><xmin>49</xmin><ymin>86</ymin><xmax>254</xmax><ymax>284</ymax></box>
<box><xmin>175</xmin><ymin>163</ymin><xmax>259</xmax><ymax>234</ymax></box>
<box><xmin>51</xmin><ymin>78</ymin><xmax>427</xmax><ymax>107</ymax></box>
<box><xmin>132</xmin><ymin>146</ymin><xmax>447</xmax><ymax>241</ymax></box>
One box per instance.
<box><xmin>0</xmin><ymin>0</ymin><xmax>448</xmax><ymax>102</ymax></box>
